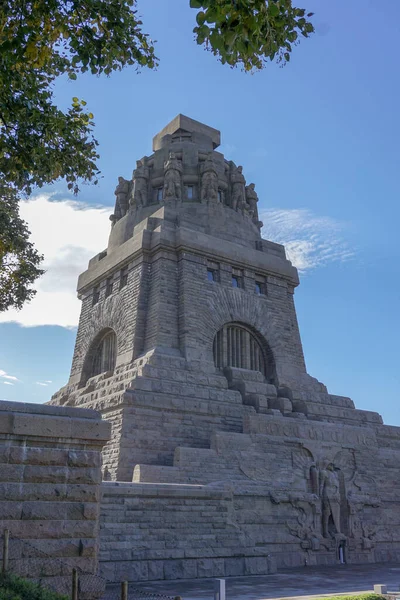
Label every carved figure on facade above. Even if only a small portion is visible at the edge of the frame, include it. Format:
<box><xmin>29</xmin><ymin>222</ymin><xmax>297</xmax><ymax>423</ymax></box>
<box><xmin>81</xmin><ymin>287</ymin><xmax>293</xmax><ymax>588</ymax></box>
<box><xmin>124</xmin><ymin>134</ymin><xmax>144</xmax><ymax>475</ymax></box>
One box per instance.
<box><xmin>230</xmin><ymin>164</ymin><xmax>246</xmax><ymax>212</ymax></box>
<box><xmin>131</xmin><ymin>158</ymin><xmax>149</xmax><ymax>208</ymax></box>
<box><xmin>244</xmin><ymin>183</ymin><xmax>259</xmax><ymax>221</ymax></box>
<box><xmin>111</xmin><ymin>176</ymin><xmax>131</xmax><ymax>224</ymax></box>
<box><xmin>319</xmin><ymin>463</ymin><xmax>342</xmax><ymax>538</ymax></box>
<box><xmin>163</xmin><ymin>152</ymin><xmax>182</xmax><ymax>200</ymax></box>
<box><xmin>200</xmin><ymin>153</ymin><xmax>219</xmax><ymax>203</ymax></box>
<box><xmin>287</xmin><ymin>493</ymin><xmax>321</xmax><ymax>552</ymax></box>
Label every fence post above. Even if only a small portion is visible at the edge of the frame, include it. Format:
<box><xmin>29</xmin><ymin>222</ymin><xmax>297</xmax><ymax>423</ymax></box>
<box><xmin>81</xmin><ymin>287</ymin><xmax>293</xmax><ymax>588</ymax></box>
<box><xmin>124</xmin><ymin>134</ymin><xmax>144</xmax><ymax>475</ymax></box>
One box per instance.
<box><xmin>71</xmin><ymin>568</ymin><xmax>78</xmax><ymax>600</ymax></box>
<box><xmin>121</xmin><ymin>580</ymin><xmax>128</xmax><ymax>600</ymax></box>
<box><xmin>2</xmin><ymin>529</ymin><xmax>9</xmax><ymax>574</ymax></box>
<box><xmin>214</xmin><ymin>579</ymin><xmax>225</xmax><ymax>600</ymax></box>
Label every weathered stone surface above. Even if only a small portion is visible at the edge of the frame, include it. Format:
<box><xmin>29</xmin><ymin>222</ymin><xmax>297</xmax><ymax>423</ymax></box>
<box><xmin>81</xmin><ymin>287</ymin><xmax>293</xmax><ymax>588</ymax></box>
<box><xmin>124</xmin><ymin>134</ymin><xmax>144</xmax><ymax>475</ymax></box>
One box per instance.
<box><xmin>43</xmin><ymin>115</ymin><xmax>400</xmax><ymax>582</ymax></box>
<box><xmin>0</xmin><ymin>400</ymin><xmax>109</xmax><ymax>588</ymax></box>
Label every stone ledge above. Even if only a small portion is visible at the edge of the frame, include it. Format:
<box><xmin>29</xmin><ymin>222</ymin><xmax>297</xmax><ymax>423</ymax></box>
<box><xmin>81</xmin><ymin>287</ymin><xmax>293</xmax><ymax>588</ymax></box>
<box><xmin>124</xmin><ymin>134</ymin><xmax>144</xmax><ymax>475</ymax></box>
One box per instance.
<box><xmin>0</xmin><ymin>400</ymin><xmax>99</xmax><ymax>420</ymax></box>
<box><xmin>0</xmin><ymin>403</ymin><xmax>110</xmax><ymax>442</ymax></box>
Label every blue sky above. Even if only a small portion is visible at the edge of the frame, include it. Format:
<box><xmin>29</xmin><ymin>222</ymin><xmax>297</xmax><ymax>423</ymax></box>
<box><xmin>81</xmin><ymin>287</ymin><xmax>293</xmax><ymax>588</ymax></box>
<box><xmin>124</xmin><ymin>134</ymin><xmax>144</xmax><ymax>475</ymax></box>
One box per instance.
<box><xmin>1</xmin><ymin>1</ymin><xmax>399</xmax><ymax>425</ymax></box>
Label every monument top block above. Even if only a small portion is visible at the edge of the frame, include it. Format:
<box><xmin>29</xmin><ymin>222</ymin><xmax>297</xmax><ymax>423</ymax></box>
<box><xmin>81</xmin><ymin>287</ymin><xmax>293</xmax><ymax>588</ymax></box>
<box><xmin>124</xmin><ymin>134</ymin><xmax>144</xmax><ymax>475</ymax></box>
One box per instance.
<box><xmin>152</xmin><ymin>114</ymin><xmax>221</xmax><ymax>151</ymax></box>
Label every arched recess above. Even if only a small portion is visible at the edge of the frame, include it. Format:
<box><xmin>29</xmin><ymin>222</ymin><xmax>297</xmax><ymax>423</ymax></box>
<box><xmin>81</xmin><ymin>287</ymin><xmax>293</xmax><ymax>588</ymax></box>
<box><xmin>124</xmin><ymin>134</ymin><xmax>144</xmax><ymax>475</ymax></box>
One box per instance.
<box><xmin>81</xmin><ymin>328</ymin><xmax>117</xmax><ymax>385</ymax></box>
<box><xmin>213</xmin><ymin>322</ymin><xmax>276</xmax><ymax>384</ymax></box>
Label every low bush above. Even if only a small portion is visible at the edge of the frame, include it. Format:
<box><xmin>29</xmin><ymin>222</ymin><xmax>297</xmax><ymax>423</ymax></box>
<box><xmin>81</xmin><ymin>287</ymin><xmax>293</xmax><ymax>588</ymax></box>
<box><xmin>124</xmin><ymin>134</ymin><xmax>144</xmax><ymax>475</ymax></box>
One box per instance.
<box><xmin>0</xmin><ymin>573</ymin><xmax>68</xmax><ymax>600</ymax></box>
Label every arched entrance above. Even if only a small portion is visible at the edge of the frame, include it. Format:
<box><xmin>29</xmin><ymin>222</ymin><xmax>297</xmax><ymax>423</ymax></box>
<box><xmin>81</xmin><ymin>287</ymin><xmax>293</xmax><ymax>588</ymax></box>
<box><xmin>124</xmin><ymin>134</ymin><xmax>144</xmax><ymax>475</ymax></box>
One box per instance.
<box><xmin>213</xmin><ymin>322</ymin><xmax>276</xmax><ymax>383</ymax></box>
<box><xmin>82</xmin><ymin>328</ymin><xmax>117</xmax><ymax>384</ymax></box>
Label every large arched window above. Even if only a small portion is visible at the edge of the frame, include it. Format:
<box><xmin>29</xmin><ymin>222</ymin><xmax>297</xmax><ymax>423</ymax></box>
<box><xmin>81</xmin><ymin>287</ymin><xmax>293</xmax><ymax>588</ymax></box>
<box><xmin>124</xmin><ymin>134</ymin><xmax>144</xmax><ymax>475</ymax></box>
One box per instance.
<box><xmin>213</xmin><ymin>323</ymin><xmax>275</xmax><ymax>381</ymax></box>
<box><xmin>83</xmin><ymin>328</ymin><xmax>117</xmax><ymax>383</ymax></box>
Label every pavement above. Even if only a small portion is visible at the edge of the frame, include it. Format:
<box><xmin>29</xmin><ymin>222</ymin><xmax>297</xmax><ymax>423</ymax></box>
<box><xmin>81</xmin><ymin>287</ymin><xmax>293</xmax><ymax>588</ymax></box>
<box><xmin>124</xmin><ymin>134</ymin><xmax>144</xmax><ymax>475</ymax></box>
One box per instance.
<box><xmin>105</xmin><ymin>563</ymin><xmax>400</xmax><ymax>600</ymax></box>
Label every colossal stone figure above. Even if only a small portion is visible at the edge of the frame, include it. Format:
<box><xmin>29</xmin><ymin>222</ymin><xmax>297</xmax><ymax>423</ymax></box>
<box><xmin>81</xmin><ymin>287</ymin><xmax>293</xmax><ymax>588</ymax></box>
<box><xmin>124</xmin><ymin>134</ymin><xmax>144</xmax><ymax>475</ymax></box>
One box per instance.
<box><xmin>201</xmin><ymin>153</ymin><xmax>219</xmax><ymax>203</ymax></box>
<box><xmin>319</xmin><ymin>463</ymin><xmax>341</xmax><ymax>538</ymax></box>
<box><xmin>163</xmin><ymin>152</ymin><xmax>182</xmax><ymax>200</ymax></box>
<box><xmin>131</xmin><ymin>158</ymin><xmax>149</xmax><ymax>208</ymax></box>
<box><xmin>113</xmin><ymin>176</ymin><xmax>131</xmax><ymax>220</ymax></box>
<box><xmin>245</xmin><ymin>183</ymin><xmax>260</xmax><ymax>222</ymax></box>
<box><xmin>231</xmin><ymin>165</ymin><xmax>246</xmax><ymax>212</ymax></box>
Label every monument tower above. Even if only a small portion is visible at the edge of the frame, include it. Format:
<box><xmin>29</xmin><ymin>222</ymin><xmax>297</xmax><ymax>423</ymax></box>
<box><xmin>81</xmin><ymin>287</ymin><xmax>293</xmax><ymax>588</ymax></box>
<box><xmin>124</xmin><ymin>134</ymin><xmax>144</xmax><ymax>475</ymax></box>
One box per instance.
<box><xmin>50</xmin><ymin>116</ymin><xmax>400</xmax><ymax>581</ymax></box>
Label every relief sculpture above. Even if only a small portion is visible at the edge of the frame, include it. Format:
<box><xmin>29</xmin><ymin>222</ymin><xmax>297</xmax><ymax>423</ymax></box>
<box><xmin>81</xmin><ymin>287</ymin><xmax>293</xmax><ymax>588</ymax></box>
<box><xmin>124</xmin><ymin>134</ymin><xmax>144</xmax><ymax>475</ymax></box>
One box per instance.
<box><xmin>163</xmin><ymin>152</ymin><xmax>182</xmax><ymax>200</ymax></box>
<box><xmin>230</xmin><ymin>164</ymin><xmax>246</xmax><ymax>211</ymax></box>
<box><xmin>110</xmin><ymin>176</ymin><xmax>131</xmax><ymax>225</ymax></box>
<box><xmin>245</xmin><ymin>183</ymin><xmax>262</xmax><ymax>227</ymax></box>
<box><xmin>131</xmin><ymin>158</ymin><xmax>149</xmax><ymax>208</ymax></box>
<box><xmin>319</xmin><ymin>463</ymin><xmax>342</xmax><ymax>538</ymax></box>
<box><xmin>200</xmin><ymin>153</ymin><xmax>219</xmax><ymax>203</ymax></box>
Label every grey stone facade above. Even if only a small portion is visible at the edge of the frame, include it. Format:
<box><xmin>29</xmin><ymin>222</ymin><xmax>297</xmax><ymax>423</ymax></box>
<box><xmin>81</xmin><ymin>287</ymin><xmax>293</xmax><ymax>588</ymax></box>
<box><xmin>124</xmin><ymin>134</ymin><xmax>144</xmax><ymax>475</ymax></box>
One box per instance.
<box><xmin>49</xmin><ymin>115</ymin><xmax>400</xmax><ymax>581</ymax></box>
<box><xmin>0</xmin><ymin>400</ymin><xmax>110</xmax><ymax>593</ymax></box>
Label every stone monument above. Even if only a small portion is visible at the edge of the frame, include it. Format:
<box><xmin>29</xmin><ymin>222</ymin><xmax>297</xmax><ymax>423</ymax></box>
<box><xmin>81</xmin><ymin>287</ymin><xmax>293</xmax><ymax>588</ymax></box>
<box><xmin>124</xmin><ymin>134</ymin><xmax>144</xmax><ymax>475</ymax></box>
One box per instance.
<box><xmin>49</xmin><ymin>115</ymin><xmax>400</xmax><ymax>582</ymax></box>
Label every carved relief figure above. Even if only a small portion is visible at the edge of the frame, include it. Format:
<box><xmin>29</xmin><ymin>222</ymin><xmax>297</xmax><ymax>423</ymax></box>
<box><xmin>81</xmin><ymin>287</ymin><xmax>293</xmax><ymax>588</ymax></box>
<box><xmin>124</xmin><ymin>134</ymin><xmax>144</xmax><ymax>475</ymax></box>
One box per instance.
<box><xmin>163</xmin><ymin>152</ymin><xmax>182</xmax><ymax>200</ymax></box>
<box><xmin>231</xmin><ymin>165</ymin><xmax>246</xmax><ymax>211</ymax></box>
<box><xmin>201</xmin><ymin>153</ymin><xmax>219</xmax><ymax>203</ymax></box>
<box><xmin>319</xmin><ymin>463</ymin><xmax>341</xmax><ymax>538</ymax></box>
<box><xmin>245</xmin><ymin>183</ymin><xmax>259</xmax><ymax>221</ymax></box>
<box><xmin>131</xmin><ymin>158</ymin><xmax>149</xmax><ymax>208</ymax></box>
<box><xmin>113</xmin><ymin>176</ymin><xmax>131</xmax><ymax>221</ymax></box>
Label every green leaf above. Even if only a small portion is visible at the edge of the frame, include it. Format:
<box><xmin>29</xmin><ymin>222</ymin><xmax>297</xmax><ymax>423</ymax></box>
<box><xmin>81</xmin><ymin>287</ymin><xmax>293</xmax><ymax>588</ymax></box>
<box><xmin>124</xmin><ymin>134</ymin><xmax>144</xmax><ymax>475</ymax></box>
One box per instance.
<box><xmin>189</xmin><ymin>0</ymin><xmax>203</xmax><ymax>8</ymax></box>
<box><xmin>268</xmin><ymin>3</ymin><xmax>280</xmax><ymax>18</ymax></box>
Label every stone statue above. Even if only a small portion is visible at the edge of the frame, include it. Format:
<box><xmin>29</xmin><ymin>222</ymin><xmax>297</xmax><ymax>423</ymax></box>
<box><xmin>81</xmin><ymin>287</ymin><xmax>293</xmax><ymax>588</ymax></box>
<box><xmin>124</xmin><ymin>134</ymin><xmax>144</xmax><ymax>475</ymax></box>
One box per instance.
<box><xmin>245</xmin><ymin>183</ymin><xmax>260</xmax><ymax>221</ymax></box>
<box><xmin>231</xmin><ymin>165</ymin><xmax>246</xmax><ymax>212</ymax></box>
<box><xmin>112</xmin><ymin>176</ymin><xmax>131</xmax><ymax>222</ymax></box>
<box><xmin>131</xmin><ymin>158</ymin><xmax>149</xmax><ymax>208</ymax></box>
<box><xmin>319</xmin><ymin>463</ymin><xmax>341</xmax><ymax>538</ymax></box>
<box><xmin>163</xmin><ymin>152</ymin><xmax>182</xmax><ymax>200</ymax></box>
<box><xmin>201</xmin><ymin>153</ymin><xmax>219</xmax><ymax>203</ymax></box>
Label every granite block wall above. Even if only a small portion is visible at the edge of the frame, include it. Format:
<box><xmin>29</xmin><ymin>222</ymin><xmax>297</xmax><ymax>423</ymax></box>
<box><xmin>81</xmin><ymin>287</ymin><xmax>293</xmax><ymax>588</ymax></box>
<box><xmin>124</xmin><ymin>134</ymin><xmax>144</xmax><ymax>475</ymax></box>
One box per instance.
<box><xmin>0</xmin><ymin>400</ymin><xmax>110</xmax><ymax>579</ymax></box>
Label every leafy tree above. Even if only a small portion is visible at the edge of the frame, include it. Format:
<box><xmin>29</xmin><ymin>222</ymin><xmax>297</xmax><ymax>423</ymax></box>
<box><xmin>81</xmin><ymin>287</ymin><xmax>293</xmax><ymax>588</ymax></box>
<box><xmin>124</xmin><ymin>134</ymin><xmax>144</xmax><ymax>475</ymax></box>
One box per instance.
<box><xmin>0</xmin><ymin>187</ymin><xmax>44</xmax><ymax>312</ymax></box>
<box><xmin>0</xmin><ymin>0</ymin><xmax>313</xmax><ymax>310</ymax></box>
<box><xmin>191</xmin><ymin>0</ymin><xmax>314</xmax><ymax>71</ymax></box>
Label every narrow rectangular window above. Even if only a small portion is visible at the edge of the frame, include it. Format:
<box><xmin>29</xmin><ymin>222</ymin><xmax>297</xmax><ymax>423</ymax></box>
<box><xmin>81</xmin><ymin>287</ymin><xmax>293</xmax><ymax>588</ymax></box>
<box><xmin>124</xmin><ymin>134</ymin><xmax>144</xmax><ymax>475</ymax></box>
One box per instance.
<box><xmin>207</xmin><ymin>269</ymin><xmax>217</xmax><ymax>282</ymax></box>
<box><xmin>120</xmin><ymin>267</ymin><xmax>128</xmax><ymax>290</ymax></box>
<box><xmin>255</xmin><ymin>275</ymin><xmax>266</xmax><ymax>295</ymax></box>
<box><xmin>232</xmin><ymin>275</ymin><xmax>240</xmax><ymax>288</ymax></box>
<box><xmin>105</xmin><ymin>277</ymin><xmax>113</xmax><ymax>298</ymax></box>
<box><xmin>156</xmin><ymin>187</ymin><xmax>163</xmax><ymax>202</ymax></box>
<box><xmin>92</xmin><ymin>286</ymin><xmax>100</xmax><ymax>306</ymax></box>
<box><xmin>186</xmin><ymin>186</ymin><xmax>194</xmax><ymax>200</ymax></box>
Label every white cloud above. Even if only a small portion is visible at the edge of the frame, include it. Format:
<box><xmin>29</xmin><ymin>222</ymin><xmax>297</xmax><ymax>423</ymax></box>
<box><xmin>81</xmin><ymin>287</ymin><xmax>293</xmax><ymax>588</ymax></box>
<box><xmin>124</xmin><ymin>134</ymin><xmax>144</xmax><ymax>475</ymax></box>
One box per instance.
<box><xmin>3</xmin><ymin>382</ymin><xmax>13</xmax><ymax>386</ymax></box>
<box><xmin>0</xmin><ymin>370</ymin><xmax>19</xmax><ymax>382</ymax></box>
<box><xmin>261</xmin><ymin>208</ymin><xmax>354</xmax><ymax>272</ymax></box>
<box><xmin>0</xmin><ymin>195</ymin><xmax>112</xmax><ymax>328</ymax></box>
<box><xmin>36</xmin><ymin>382</ymin><xmax>49</xmax><ymax>387</ymax></box>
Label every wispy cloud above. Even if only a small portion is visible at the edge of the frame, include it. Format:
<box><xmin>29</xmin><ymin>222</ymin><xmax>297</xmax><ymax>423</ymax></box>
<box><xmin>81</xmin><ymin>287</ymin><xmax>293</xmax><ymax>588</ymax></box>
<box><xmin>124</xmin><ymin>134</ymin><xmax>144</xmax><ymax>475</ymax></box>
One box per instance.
<box><xmin>0</xmin><ymin>370</ymin><xmax>19</xmax><ymax>382</ymax></box>
<box><xmin>3</xmin><ymin>382</ymin><xmax>13</xmax><ymax>386</ymax></box>
<box><xmin>36</xmin><ymin>381</ymin><xmax>52</xmax><ymax>387</ymax></box>
<box><xmin>0</xmin><ymin>194</ymin><xmax>112</xmax><ymax>328</ymax></box>
<box><xmin>261</xmin><ymin>208</ymin><xmax>354</xmax><ymax>272</ymax></box>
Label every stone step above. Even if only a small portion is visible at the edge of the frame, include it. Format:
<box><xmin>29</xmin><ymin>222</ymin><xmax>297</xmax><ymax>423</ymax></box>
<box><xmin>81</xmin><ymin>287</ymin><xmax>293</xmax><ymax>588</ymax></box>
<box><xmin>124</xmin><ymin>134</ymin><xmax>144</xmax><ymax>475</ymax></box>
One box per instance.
<box><xmin>126</xmin><ymin>377</ymin><xmax>237</xmax><ymax>402</ymax></box>
<box><xmin>123</xmin><ymin>389</ymin><xmax>248</xmax><ymax>413</ymax></box>
<box><xmin>223</xmin><ymin>366</ymin><xmax>266</xmax><ymax>384</ymax></box>
<box><xmin>305</xmin><ymin>402</ymin><xmax>382</xmax><ymax>424</ymax></box>
<box><xmin>137</xmin><ymin>364</ymin><xmax>229</xmax><ymax>389</ymax></box>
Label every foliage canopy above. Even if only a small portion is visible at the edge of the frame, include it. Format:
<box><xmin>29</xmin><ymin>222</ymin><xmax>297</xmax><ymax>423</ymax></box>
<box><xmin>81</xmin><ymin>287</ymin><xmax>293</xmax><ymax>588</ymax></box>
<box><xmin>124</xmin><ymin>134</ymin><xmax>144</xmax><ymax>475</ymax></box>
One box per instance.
<box><xmin>0</xmin><ymin>0</ymin><xmax>313</xmax><ymax>310</ymax></box>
